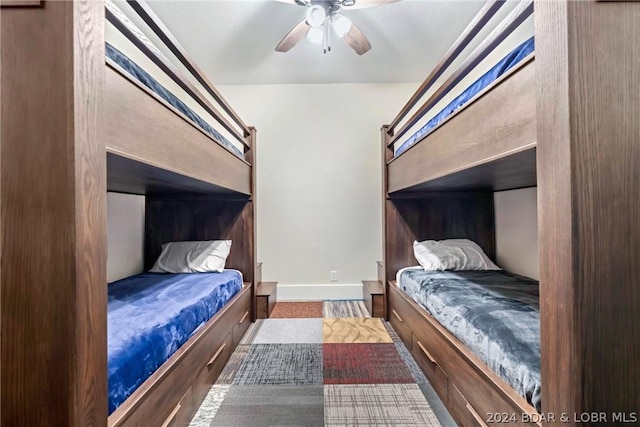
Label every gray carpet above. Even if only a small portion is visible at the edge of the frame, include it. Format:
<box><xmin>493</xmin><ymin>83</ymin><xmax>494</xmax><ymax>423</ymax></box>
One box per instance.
<box><xmin>212</xmin><ymin>386</ymin><xmax>324</xmax><ymax>427</ymax></box>
<box><xmin>189</xmin><ymin>385</ymin><xmax>230</xmax><ymax>427</ymax></box>
<box><xmin>248</xmin><ymin>318</ymin><xmax>323</xmax><ymax>344</ymax></box>
<box><xmin>189</xmin><ymin>300</ymin><xmax>457</xmax><ymax>427</ymax></box>
<box><xmin>232</xmin><ymin>344</ymin><xmax>323</xmax><ymax>386</ymax></box>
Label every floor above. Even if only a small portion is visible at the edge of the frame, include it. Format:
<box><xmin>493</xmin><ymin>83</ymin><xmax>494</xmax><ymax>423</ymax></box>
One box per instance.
<box><xmin>189</xmin><ymin>300</ymin><xmax>457</xmax><ymax>426</ymax></box>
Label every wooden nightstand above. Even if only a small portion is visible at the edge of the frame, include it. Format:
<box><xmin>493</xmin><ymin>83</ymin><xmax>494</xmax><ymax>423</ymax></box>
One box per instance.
<box><xmin>256</xmin><ymin>282</ymin><xmax>278</xmax><ymax>319</ymax></box>
<box><xmin>362</xmin><ymin>280</ymin><xmax>384</xmax><ymax>318</ymax></box>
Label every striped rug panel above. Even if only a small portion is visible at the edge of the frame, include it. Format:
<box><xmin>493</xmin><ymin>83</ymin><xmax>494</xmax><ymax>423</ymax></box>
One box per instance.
<box><xmin>324</xmin><ymin>384</ymin><xmax>441</xmax><ymax>426</ymax></box>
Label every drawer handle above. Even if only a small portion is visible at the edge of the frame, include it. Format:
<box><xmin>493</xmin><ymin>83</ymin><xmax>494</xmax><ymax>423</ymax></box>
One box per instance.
<box><xmin>416</xmin><ymin>341</ymin><xmax>437</xmax><ymax>364</ymax></box>
<box><xmin>160</xmin><ymin>402</ymin><xmax>181</xmax><ymax>427</ymax></box>
<box><xmin>392</xmin><ymin>309</ymin><xmax>404</xmax><ymax>323</ymax></box>
<box><xmin>238</xmin><ymin>311</ymin><xmax>249</xmax><ymax>324</ymax></box>
<box><xmin>206</xmin><ymin>342</ymin><xmax>227</xmax><ymax>368</ymax></box>
<box><xmin>466</xmin><ymin>402</ymin><xmax>488</xmax><ymax>427</ymax></box>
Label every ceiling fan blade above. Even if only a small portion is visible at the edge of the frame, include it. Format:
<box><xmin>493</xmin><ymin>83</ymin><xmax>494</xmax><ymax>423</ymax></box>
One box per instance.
<box><xmin>341</xmin><ymin>21</ymin><xmax>371</xmax><ymax>55</ymax></box>
<box><xmin>274</xmin><ymin>0</ymin><xmax>309</xmax><ymax>6</ymax></box>
<box><xmin>275</xmin><ymin>19</ymin><xmax>311</xmax><ymax>52</ymax></box>
<box><xmin>342</xmin><ymin>0</ymin><xmax>399</xmax><ymax>10</ymax></box>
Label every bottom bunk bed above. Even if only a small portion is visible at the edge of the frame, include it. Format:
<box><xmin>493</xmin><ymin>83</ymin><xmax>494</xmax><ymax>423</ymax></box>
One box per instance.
<box><xmin>389</xmin><ymin>269</ymin><xmax>541</xmax><ymax>427</ymax></box>
<box><xmin>107</xmin><ymin>271</ymin><xmax>252</xmax><ymax>427</ymax></box>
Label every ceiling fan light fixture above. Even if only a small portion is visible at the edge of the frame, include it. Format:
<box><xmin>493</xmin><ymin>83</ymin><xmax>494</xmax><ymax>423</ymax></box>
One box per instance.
<box><xmin>306</xmin><ymin>5</ymin><xmax>327</xmax><ymax>27</ymax></box>
<box><xmin>332</xmin><ymin>14</ymin><xmax>352</xmax><ymax>38</ymax></box>
<box><xmin>307</xmin><ymin>26</ymin><xmax>324</xmax><ymax>45</ymax></box>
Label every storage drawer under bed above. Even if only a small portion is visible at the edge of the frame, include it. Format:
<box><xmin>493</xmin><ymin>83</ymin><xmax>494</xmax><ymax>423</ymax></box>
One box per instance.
<box><xmin>412</xmin><ymin>334</ymin><xmax>449</xmax><ymax>403</ymax></box>
<box><xmin>193</xmin><ymin>333</ymin><xmax>233</xmax><ymax>410</ymax></box>
<box><xmin>232</xmin><ymin>289</ymin><xmax>251</xmax><ymax>346</ymax></box>
<box><xmin>388</xmin><ymin>283</ymin><xmax>413</xmax><ymax>348</ymax></box>
<box><xmin>161</xmin><ymin>386</ymin><xmax>194</xmax><ymax>427</ymax></box>
<box><xmin>450</xmin><ymin>383</ymin><xmax>490</xmax><ymax>427</ymax></box>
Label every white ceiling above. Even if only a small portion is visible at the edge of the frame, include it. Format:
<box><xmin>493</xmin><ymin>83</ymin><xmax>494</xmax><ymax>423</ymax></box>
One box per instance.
<box><xmin>146</xmin><ymin>0</ymin><xmax>488</xmax><ymax>85</ymax></box>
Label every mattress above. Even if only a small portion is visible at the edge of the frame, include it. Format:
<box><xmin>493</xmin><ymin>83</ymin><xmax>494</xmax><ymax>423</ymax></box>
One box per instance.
<box><xmin>107</xmin><ymin>270</ymin><xmax>243</xmax><ymax>414</ymax></box>
<box><xmin>105</xmin><ymin>43</ymin><xmax>245</xmax><ymax>159</ymax></box>
<box><xmin>395</xmin><ymin>36</ymin><xmax>535</xmax><ymax>157</ymax></box>
<box><xmin>398</xmin><ymin>267</ymin><xmax>541</xmax><ymax>411</ymax></box>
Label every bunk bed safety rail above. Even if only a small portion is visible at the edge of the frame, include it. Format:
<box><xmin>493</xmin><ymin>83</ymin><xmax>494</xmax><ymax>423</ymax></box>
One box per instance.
<box><xmin>387</xmin><ymin>0</ymin><xmax>505</xmax><ymax>132</ymax></box>
<box><xmin>106</xmin><ymin>0</ymin><xmax>253</xmax><ymax>157</ymax></box>
<box><xmin>386</xmin><ymin>0</ymin><xmax>533</xmax><ymax>148</ymax></box>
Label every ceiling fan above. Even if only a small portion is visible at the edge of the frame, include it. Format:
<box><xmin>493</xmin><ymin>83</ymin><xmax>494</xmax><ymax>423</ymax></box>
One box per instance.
<box><xmin>275</xmin><ymin>0</ymin><xmax>399</xmax><ymax>55</ymax></box>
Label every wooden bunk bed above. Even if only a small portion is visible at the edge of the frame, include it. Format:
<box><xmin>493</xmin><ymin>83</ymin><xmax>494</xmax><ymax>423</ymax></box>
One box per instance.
<box><xmin>1</xmin><ymin>1</ymin><xmax>258</xmax><ymax>426</ymax></box>
<box><xmin>105</xmin><ymin>3</ymin><xmax>258</xmax><ymax>425</ymax></box>
<box><xmin>381</xmin><ymin>1</ymin><xmax>640</xmax><ymax>426</ymax></box>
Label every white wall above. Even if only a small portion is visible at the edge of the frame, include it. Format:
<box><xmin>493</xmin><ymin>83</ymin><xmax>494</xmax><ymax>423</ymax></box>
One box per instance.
<box><xmin>219</xmin><ymin>83</ymin><xmax>418</xmax><ymax>298</ymax></box>
<box><xmin>494</xmin><ymin>187</ymin><xmax>539</xmax><ymax>280</ymax></box>
<box><xmin>107</xmin><ymin>192</ymin><xmax>145</xmax><ymax>282</ymax></box>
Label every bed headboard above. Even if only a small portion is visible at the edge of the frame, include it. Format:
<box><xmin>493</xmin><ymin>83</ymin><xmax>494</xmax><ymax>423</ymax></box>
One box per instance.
<box><xmin>144</xmin><ymin>195</ymin><xmax>255</xmax><ymax>284</ymax></box>
<box><xmin>383</xmin><ymin>192</ymin><xmax>495</xmax><ymax>283</ymax></box>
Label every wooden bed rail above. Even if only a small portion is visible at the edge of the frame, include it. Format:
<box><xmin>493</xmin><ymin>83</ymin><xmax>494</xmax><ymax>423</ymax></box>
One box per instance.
<box><xmin>108</xmin><ymin>0</ymin><xmax>253</xmax><ymax>153</ymax></box>
<box><xmin>387</xmin><ymin>0</ymin><xmax>533</xmax><ymax>148</ymax></box>
<box><xmin>387</xmin><ymin>0</ymin><xmax>505</xmax><ymax>132</ymax></box>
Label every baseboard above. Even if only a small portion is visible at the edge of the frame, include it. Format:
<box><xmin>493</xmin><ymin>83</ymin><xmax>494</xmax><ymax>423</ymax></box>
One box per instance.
<box><xmin>276</xmin><ymin>284</ymin><xmax>362</xmax><ymax>301</ymax></box>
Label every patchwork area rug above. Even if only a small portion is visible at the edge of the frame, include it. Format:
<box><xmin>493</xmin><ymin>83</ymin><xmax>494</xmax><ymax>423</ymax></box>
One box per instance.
<box><xmin>270</xmin><ymin>301</ymin><xmax>324</xmax><ymax>318</ymax></box>
<box><xmin>190</xmin><ymin>300</ymin><xmax>456</xmax><ymax>426</ymax></box>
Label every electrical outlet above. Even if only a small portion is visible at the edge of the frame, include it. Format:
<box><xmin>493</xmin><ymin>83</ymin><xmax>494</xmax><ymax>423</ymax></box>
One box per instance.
<box><xmin>330</xmin><ymin>271</ymin><xmax>338</xmax><ymax>282</ymax></box>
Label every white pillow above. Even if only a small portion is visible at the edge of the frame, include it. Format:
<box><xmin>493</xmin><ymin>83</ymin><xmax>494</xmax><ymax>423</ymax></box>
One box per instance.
<box><xmin>150</xmin><ymin>240</ymin><xmax>231</xmax><ymax>273</ymax></box>
<box><xmin>413</xmin><ymin>239</ymin><xmax>500</xmax><ymax>271</ymax></box>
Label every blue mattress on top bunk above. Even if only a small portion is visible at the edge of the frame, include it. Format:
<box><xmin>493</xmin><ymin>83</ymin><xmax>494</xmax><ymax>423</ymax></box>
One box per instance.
<box><xmin>398</xmin><ymin>268</ymin><xmax>541</xmax><ymax>411</ymax></box>
<box><xmin>395</xmin><ymin>36</ymin><xmax>535</xmax><ymax>157</ymax></box>
<box><xmin>107</xmin><ymin>270</ymin><xmax>243</xmax><ymax>414</ymax></box>
<box><xmin>105</xmin><ymin>43</ymin><xmax>245</xmax><ymax>159</ymax></box>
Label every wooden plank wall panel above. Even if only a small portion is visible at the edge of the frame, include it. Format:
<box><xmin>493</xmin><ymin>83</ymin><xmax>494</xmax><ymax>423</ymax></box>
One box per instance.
<box><xmin>145</xmin><ymin>197</ymin><xmax>255</xmax><ymax>285</ymax></box>
<box><xmin>1</xmin><ymin>1</ymin><xmax>107</xmax><ymax>426</ymax></box>
<box><xmin>384</xmin><ymin>193</ymin><xmax>495</xmax><ymax>284</ymax></box>
<box><xmin>105</xmin><ymin>67</ymin><xmax>251</xmax><ymax>195</ymax></box>
<box><xmin>387</xmin><ymin>61</ymin><xmax>536</xmax><ymax>194</ymax></box>
<box><xmin>536</xmin><ymin>0</ymin><xmax>640</xmax><ymax>422</ymax></box>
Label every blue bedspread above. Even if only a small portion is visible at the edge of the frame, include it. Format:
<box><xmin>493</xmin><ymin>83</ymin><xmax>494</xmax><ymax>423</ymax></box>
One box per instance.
<box><xmin>399</xmin><ymin>269</ymin><xmax>541</xmax><ymax>411</ymax></box>
<box><xmin>105</xmin><ymin>43</ymin><xmax>244</xmax><ymax>159</ymax></box>
<box><xmin>395</xmin><ymin>37</ymin><xmax>535</xmax><ymax>156</ymax></box>
<box><xmin>107</xmin><ymin>271</ymin><xmax>243</xmax><ymax>414</ymax></box>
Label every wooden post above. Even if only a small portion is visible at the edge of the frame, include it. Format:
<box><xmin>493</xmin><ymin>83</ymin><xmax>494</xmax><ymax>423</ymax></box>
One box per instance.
<box><xmin>381</xmin><ymin>125</ymin><xmax>392</xmax><ymax>320</ymax></box>
<box><xmin>248</xmin><ymin>126</ymin><xmax>258</xmax><ymax>321</ymax></box>
<box><xmin>536</xmin><ymin>0</ymin><xmax>640</xmax><ymax>422</ymax></box>
<box><xmin>1</xmin><ymin>1</ymin><xmax>107</xmax><ymax>425</ymax></box>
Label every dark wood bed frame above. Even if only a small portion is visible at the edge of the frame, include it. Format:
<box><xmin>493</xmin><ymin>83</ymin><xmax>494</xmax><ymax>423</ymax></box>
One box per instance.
<box><xmin>381</xmin><ymin>1</ymin><xmax>640</xmax><ymax>426</ymax></box>
<box><xmin>2</xmin><ymin>0</ymin><xmax>639</xmax><ymax>426</ymax></box>
<box><xmin>1</xmin><ymin>1</ymin><xmax>259</xmax><ymax>426</ymax></box>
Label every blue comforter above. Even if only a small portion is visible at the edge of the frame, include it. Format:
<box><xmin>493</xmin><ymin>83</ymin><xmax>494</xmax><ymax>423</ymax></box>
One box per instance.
<box><xmin>395</xmin><ymin>37</ymin><xmax>535</xmax><ymax>156</ymax></box>
<box><xmin>399</xmin><ymin>269</ymin><xmax>541</xmax><ymax>411</ymax></box>
<box><xmin>107</xmin><ymin>271</ymin><xmax>243</xmax><ymax>414</ymax></box>
<box><xmin>105</xmin><ymin>43</ymin><xmax>244</xmax><ymax>159</ymax></box>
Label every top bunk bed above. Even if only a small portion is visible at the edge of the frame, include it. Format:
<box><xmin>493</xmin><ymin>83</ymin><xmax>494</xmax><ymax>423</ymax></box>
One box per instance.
<box><xmin>104</xmin><ymin>0</ymin><xmax>254</xmax><ymax>196</ymax></box>
<box><xmin>383</xmin><ymin>0</ymin><xmax>536</xmax><ymax>194</ymax></box>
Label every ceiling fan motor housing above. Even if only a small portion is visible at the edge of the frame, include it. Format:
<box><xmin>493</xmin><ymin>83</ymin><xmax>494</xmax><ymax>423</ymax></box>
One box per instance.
<box><xmin>276</xmin><ymin>0</ymin><xmax>375</xmax><ymax>55</ymax></box>
<box><xmin>306</xmin><ymin>4</ymin><xmax>328</xmax><ymax>27</ymax></box>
